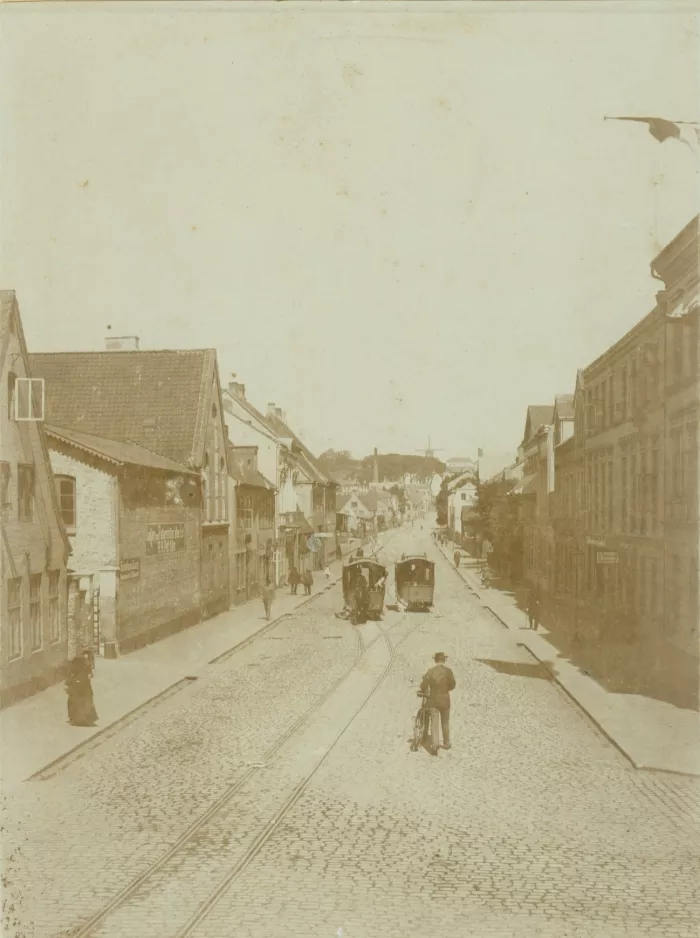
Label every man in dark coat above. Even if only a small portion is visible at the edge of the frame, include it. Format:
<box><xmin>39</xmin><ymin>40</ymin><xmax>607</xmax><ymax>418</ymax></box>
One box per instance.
<box><xmin>353</xmin><ymin>570</ymin><xmax>370</xmax><ymax>623</ymax></box>
<box><xmin>289</xmin><ymin>566</ymin><xmax>300</xmax><ymax>595</ymax></box>
<box><xmin>420</xmin><ymin>652</ymin><xmax>456</xmax><ymax>755</ymax></box>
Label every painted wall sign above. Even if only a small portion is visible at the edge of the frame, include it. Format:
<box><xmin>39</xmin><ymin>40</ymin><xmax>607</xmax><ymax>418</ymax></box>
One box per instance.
<box><xmin>120</xmin><ymin>558</ymin><xmax>140</xmax><ymax>580</ymax></box>
<box><xmin>597</xmin><ymin>551</ymin><xmax>619</xmax><ymax>565</ymax></box>
<box><xmin>146</xmin><ymin>522</ymin><xmax>186</xmax><ymax>555</ymax></box>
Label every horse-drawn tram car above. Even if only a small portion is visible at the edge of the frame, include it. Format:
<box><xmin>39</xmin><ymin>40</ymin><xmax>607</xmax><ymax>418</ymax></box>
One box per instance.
<box><xmin>395</xmin><ymin>554</ymin><xmax>435</xmax><ymax>610</ymax></box>
<box><xmin>342</xmin><ymin>559</ymin><xmax>387</xmax><ymax>623</ymax></box>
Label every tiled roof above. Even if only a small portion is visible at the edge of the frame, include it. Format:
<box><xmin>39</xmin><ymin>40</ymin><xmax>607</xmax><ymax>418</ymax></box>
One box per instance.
<box><xmin>227</xmin><ymin>447</ymin><xmax>275</xmax><ymax>490</ymax></box>
<box><xmin>46</xmin><ymin>425</ymin><xmax>198</xmax><ymax>474</ymax></box>
<box><xmin>28</xmin><ymin>349</ymin><xmax>216</xmax><ymax>468</ymax></box>
<box><xmin>264</xmin><ymin>412</ymin><xmax>336</xmax><ymax>485</ymax></box>
<box><xmin>522</xmin><ymin>405</ymin><xmax>554</xmax><ymax>444</ymax></box>
<box><xmin>554</xmin><ymin>394</ymin><xmax>574</xmax><ymax>420</ymax></box>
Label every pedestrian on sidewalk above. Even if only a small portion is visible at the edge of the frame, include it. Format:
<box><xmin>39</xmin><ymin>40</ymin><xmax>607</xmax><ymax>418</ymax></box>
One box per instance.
<box><xmin>324</xmin><ymin>565</ymin><xmax>331</xmax><ymax>581</ymax></box>
<box><xmin>289</xmin><ymin>565</ymin><xmax>300</xmax><ymax>596</ymax></box>
<box><xmin>527</xmin><ymin>586</ymin><xmax>540</xmax><ymax>630</ymax></box>
<box><xmin>261</xmin><ymin>578</ymin><xmax>276</xmax><ymax>620</ymax></box>
<box><xmin>454</xmin><ymin>550</ymin><xmax>461</xmax><ymax>568</ymax></box>
<box><xmin>302</xmin><ymin>570</ymin><xmax>313</xmax><ymax>595</ymax></box>
<box><xmin>65</xmin><ymin>653</ymin><xmax>98</xmax><ymax>727</ymax></box>
<box><xmin>419</xmin><ymin>652</ymin><xmax>456</xmax><ymax>755</ymax></box>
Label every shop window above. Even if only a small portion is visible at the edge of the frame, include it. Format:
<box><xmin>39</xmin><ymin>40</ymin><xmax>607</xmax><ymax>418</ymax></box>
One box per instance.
<box><xmin>17</xmin><ymin>464</ymin><xmax>34</xmax><ymax>522</ymax></box>
<box><xmin>48</xmin><ymin>571</ymin><xmax>61</xmax><ymax>643</ymax></box>
<box><xmin>29</xmin><ymin>574</ymin><xmax>42</xmax><ymax>650</ymax></box>
<box><xmin>55</xmin><ymin>475</ymin><xmax>76</xmax><ymax>530</ymax></box>
<box><xmin>8</xmin><ymin>577</ymin><xmax>22</xmax><ymax>658</ymax></box>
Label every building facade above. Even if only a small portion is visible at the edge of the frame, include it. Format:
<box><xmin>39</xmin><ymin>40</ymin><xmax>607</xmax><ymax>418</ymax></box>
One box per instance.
<box><xmin>1</xmin><ymin>292</ymin><xmax>72</xmax><ymax>705</ymax></box>
<box><xmin>29</xmin><ymin>343</ymin><xmax>231</xmax><ymax>653</ymax></box>
<box><xmin>228</xmin><ymin>444</ymin><xmax>276</xmax><ymax>605</ymax></box>
<box><xmin>44</xmin><ymin>426</ymin><xmax>202</xmax><ymax>656</ymax></box>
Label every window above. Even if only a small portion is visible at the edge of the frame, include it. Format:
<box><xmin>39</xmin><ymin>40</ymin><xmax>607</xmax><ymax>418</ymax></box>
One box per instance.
<box><xmin>29</xmin><ymin>574</ymin><xmax>42</xmax><ymax>650</ymax></box>
<box><xmin>671</xmin><ymin>430</ymin><xmax>683</xmax><ymax>498</ymax></box>
<box><xmin>12</xmin><ymin>378</ymin><xmax>44</xmax><ymax>421</ymax></box>
<box><xmin>650</xmin><ymin>449</ymin><xmax>659</xmax><ymax>532</ymax></box>
<box><xmin>684</xmin><ymin>424</ymin><xmax>697</xmax><ymax>519</ymax></box>
<box><xmin>55</xmin><ymin>475</ymin><xmax>76</xmax><ymax>529</ymax></box>
<box><xmin>17</xmin><ymin>464</ymin><xmax>34</xmax><ymax>522</ymax></box>
<box><xmin>621</xmin><ymin>364</ymin><xmax>628</xmax><ymax>419</ymax></box>
<box><xmin>0</xmin><ymin>461</ymin><xmax>10</xmax><ymax>514</ymax></box>
<box><xmin>48</xmin><ymin>571</ymin><xmax>61</xmax><ymax>642</ymax></box>
<box><xmin>607</xmin><ymin>460</ymin><xmax>613</xmax><ymax>530</ymax></box>
<box><xmin>621</xmin><ymin>457</ymin><xmax>628</xmax><ymax>533</ymax></box>
<box><xmin>8</xmin><ymin>577</ymin><xmax>22</xmax><ymax>658</ymax></box>
<box><xmin>7</xmin><ymin>372</ymin><xmax>16</xmax><ymax>420</ymax></box>
<box><xmin>672</xmin><ymin>323</ymin><xmax>684</xmax><ymax>375</ymax></box>
<box><xmin>461</xmin><ymin>493</ymin><xmax>467</xmax><ymax>502</ymax></box>
<box><xmin>630</xmin><ymin>455</ymin><xmax>637</xmax><ymax>533</ymax></box>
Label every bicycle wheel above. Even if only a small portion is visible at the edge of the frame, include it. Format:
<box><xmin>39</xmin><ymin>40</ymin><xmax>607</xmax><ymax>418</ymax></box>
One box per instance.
<box><xmin>410</xmin><ymin>708</ymin><xmax>425</xmax><ymax>751</ymax></box>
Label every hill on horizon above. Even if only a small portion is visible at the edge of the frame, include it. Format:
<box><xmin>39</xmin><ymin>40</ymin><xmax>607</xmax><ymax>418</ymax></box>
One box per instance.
<box><xmin>318</xmin><ymin>450</ymin><xmax>445</xmax><ymax>484</ymax></box>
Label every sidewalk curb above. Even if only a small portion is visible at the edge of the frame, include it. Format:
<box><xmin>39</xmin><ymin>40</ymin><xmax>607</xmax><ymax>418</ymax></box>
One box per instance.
<box><xmin>435</xmin><ymin>541</ymin><xmax>700</xmax><ymax>778</ymax></box>
<box><xmin>24</xmin><ymin>528</ymin><xmax>403</xmax><ymax>783</ymax></box>
<box><xmin>27</xmin><ymin>577</ymin><xmax>344</xmax><ymax>783</ymax></box>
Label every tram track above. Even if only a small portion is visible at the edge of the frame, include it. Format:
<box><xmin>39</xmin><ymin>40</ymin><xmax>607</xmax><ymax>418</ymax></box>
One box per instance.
<box><xmin>31</xmin><ymin>530</ymin><xmax>406</xmax><ymax>785</ymax></box>
<box><xmin>173</xmin><ymin>612</ymin><xmax>427</xmax><ymax>938</ymax></box>
<box><xmin>65</xmin><ymin>609</ymin><xmax>424</xmax><ymax>938</ymax></box>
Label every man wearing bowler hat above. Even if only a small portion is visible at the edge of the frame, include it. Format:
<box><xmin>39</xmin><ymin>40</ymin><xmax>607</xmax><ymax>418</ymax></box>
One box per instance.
<box><xmin>419</xmin><ymin>652</ymin><xmax>456</xmax><ymax>755</ymax></box>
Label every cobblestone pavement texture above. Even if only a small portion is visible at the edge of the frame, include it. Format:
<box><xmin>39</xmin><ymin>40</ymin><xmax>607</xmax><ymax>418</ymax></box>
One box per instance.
<box><xmin>4</xmin><ymin>526</ymin><xmax>700</xmax><ymax>938</ymax></box>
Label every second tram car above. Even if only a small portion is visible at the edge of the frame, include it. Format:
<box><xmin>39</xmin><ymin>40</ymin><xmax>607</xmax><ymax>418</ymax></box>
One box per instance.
<box><xmin>395</xmin><ymin>554</ymin><xmax>435</xmax><ymax>610</ymax></box>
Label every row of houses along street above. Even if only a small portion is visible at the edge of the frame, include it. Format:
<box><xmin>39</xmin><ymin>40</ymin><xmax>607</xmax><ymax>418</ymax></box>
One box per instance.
<box><xmin>448</xmin><ymin>214</ymin><xmax>699</xmax><ymax>710</ymax></box>
<box><xmin>0</xmin><ymin>292</ymin><xmax>417</xmax><ymax>708</ymax></box>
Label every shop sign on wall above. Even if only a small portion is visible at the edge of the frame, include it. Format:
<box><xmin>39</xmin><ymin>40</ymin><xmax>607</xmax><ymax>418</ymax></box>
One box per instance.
<box><xmin>120</xmin><ymin>558</ymin><xmax>140</xmax><ymax>580</ymax></box>
<box><xmin>146</xmin><ymin>522</ymin><xmax>186</xmax><ymax>555</ymax></box>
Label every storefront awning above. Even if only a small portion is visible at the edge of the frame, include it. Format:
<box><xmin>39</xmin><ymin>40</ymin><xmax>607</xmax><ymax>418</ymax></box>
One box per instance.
<box><xmin>511</xmin><ymin>473</ymin><xmax>537</xmax><ymax>496</ymax></box>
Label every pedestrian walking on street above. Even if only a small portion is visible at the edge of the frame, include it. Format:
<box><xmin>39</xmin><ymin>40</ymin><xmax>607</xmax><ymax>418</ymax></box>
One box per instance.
<box><xmin>261</xmin><ymin>579</ymin><xmax>276</xmax><ymax>620</ymax></box>
<box><xmin>324</xmin><ymin>565</ymin><xmax>331</xmax><ymax>581</ymax></box>
<box><xmin>65</xmin><ymin>654</ymin><xmax>98</xmax><ymax>727</ymax></box>
<box><xmin>454</xmin><ymin>550</ymin><xmax>461</xmax><ymax>568</ymax></box>
<box><xmin>527</xmin><ymin>587</ymin><xmax>540</xmax><ymax>630</ymax></box>
<box><xmin>289</xmin><ymin>566</ymin><xmax>300</xmax><ymax>596</ymax></box>
<box><xmin>419</xmin><ymin>652</ymin><xmax>456</xmax><ymax>755</ymax></box>
<box><xmin>302</xmin><ymin>570</ymin><xmax>313</xmax><ymax>595</ymax></box>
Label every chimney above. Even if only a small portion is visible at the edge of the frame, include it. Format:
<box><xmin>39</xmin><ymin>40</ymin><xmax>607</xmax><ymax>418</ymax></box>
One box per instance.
<box><xmin>105</xmin><ymin>335</ymin><xmax>139</xmax><ymax>351</ymax></box>
<box><xmin>228</xmin><ymin>381</ymin><xmax>246</xmax><ymax>400</ymax></box>
<box><xmin>267</xmin><ymin>402</ymin><xmax>276</xmax><ymax>418</ymax></box>
<box><xmin>373</xmin><ymin>448</ymin><xmax>379</xmax><ymax>485</ymax></box>
<box><xmin>275</xmin><ymin>407</ymin><xmax>287</xmax><ymax>422</ymax></box>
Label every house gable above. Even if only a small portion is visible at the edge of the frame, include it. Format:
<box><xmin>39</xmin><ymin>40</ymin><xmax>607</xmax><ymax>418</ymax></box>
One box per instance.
<box><xmin>1</xmin><ymin>291</ymin><xmax>70</xmax><ymax>562</ymax></box>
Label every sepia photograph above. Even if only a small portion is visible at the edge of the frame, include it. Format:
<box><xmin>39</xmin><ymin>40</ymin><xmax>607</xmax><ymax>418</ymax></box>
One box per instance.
<box><xmin>0</xmin><ymin>2</ymin><xmax>698</xmax><ymax>936</ymax></box>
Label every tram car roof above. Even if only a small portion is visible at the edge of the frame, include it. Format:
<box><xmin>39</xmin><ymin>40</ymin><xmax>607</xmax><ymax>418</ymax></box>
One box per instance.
<box><xmin>397</xmin><ymin>554</ymin><xmax>432</xmax><ymax>564</ymax></box>
<box><xmin>345</xmin><ymin>558</ymin><xmax>387</xmax><ymax>572</ymax></box>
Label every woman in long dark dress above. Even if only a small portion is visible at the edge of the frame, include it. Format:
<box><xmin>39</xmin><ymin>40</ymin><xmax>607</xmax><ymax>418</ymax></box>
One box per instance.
<box><xmin>65</xmin><ymin>654</ymin><xmax>98</xmax><ymax>727</ymax></box>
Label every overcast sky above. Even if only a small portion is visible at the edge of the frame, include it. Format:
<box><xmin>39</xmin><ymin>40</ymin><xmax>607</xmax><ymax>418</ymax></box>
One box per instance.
<box><xmin>1</xmin><ymin>2</ymin><xmax>698</xmax><ymax>462</ymax></box>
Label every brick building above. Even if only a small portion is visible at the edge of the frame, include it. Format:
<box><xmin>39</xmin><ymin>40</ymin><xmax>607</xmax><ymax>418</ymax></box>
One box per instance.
<box><xmin>29</xmin><ymin>343</ymin><xmax>231</xmax><ymax>655</ymax></box>
<box><xmin>521</xmin><ymin>404</ymin><xmax>555</xmax><ymax>595</ymax></box>
<box><xmin>545</xmin><ymin>216</ymin><xmax>699</xmax><ymax>706</ymax></box>
<box><xmin>228</xmin><ymin>444</ymin><xmax>276</xmax><ymax>605</ymax></box>
<box><xmin>1</xmin><ymin>292</ymin><xmax>72</xmax><ymax>704</ymax></box>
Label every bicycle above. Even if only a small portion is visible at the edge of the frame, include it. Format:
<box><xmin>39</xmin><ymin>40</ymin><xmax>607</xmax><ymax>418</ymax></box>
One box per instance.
<box><xmin>410</xmin><ymin>691</ymin><xmax>435</xmax><ymax>754</ymax></box>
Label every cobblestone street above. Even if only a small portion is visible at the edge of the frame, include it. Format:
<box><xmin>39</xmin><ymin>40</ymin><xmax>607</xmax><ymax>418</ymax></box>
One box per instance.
<box><xmin>5</xmin><ymin>528</ymin><xmax>699</xmax><ymax>938</ymax></box>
